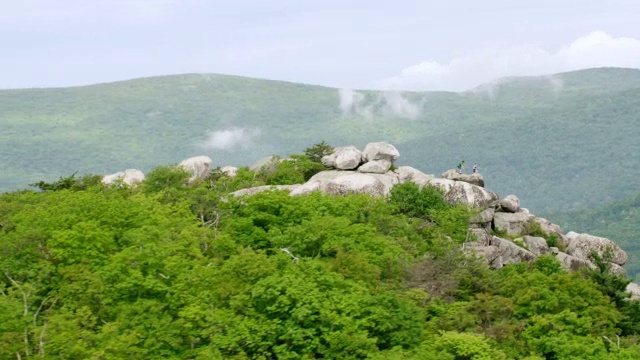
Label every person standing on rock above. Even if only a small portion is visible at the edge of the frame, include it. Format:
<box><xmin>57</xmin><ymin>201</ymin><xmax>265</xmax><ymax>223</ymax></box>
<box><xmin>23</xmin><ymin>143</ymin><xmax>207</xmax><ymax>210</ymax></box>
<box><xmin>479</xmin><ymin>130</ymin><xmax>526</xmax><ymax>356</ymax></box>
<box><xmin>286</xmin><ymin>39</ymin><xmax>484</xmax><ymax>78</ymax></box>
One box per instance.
<box><xmin>456</xmin><ymin>160</ymin><xmax>465</xmax><ymax>174</ymax></box>
<box><xmin>473</xmin><ymin>163</ymin><xmax>478</xmax><ymax>173</ymax></box>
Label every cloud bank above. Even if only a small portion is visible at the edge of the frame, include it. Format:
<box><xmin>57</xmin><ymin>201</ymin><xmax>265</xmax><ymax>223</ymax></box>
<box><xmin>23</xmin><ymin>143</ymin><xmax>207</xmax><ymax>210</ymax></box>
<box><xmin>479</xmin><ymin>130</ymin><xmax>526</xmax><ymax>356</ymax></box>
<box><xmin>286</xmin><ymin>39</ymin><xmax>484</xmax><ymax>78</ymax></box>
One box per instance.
<box><xmin>200</xmin><ymin>127</ymin><xmax>260</xmax><ymax>150</ymax></box>
<box><xmin>338</xmin><ymin>89</ymin><xmax>421</xmax><ymax>119</ymax></box>
<box><xmin>378</xmin><ymin>31</ymin><xmax>640</xmax><ymax>92</ymax></box>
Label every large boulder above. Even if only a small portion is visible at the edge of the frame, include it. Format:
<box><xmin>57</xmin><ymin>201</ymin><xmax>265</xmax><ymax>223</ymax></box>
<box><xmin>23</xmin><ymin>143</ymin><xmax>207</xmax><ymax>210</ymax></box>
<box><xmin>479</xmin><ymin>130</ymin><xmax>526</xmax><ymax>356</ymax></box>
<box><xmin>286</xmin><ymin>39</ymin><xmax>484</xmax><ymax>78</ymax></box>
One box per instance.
<box><xmin>626</xmin><ymin>283</ymin><xmax>640</xmax><ymax>301</ymax></box>
<box><xmin>322</xmin><ymin>146</ymin><xmax>363</xmax><ymax>170</ymax></box>
<box><xmin>441</xmin><ymin>170</ymin><xmax>485</xmax><ymax>187</ymax></box>
<box><xmin>469</xmin><ymin>228</ymin><xmax>492</xmax><ymax>246</ymax></box>
<box><xmin>249</xmin><ymin>156</ymin><xmax>282</xmax><ymax>174</ymax></box>
<box><xmin>490</xmin><ymin>236</ymin><xmax>536</xmax><ymax>264</ymax></box>
<box><xmin>357</xmin><ymin>159</ymin><xmax>391</xmax><ymax>174</ymax></box>
<box><xmin>179</xmin><ymin>155</ymin><xmax>212</xmax><ymax>183</ymax></box>
<box><xmin>219</xmin><ymin>166</ymin><xmax>238</xmax><ymax>178</ymax></box>
<box><xmin>565</xmin><ymin>232</ymin><xmax>628</xmax><ymax>265</ymax></box>
<box><xmin>556</xmin><ymin>252</ymin><xmax>595</xmax><ymax>271</ymax></box>
<box><xmin>493</xmin><ymin>211</ymin><xmax>534</xmax><ymax>236</ymax></box>
<box><xmin>362</xmin><ymin>142</ymin><xmax>400</xmax><ymax>162</ymax></box>
<box><xmin>394</xmin><ymin>166</ymin><xmax>433</xmax><ymax>184</ymax></box>
<box><xmin>230</xmin><ymin>185</ymin><xmax>300</xmax><ymax>197</ymax></box>
<box><xmin>425</xmin><ymin>178</ymin><xmax>456</xmax><ymax>193</ymax></box>
<box><xmin>499</xmin><ymin>195</ymin><xmax>520</xmax><ymax>213</ymax></box>
<box><xmin>439</xmin><ymin>180</ymin><xmax>499</xmax><ymax>208</ymax></box>
<box><xmin>102</xmin><ymin>169</ymin><xmax>145</xmax><ymax>186</ymax></box>
<box><xmin>290</xmin><ymin>170</ymin><xmax>399</xmax><ymax>197</ymax></box>
<box><xmin>523</xmin><ymin>236</ymin><xmax>550</xmax><ymax>256</ymax></box>
<box><xmin>468</xmin><ymin>246</ymin><xmax>503</xmax><ymax>268</ymax></box>
<box><xmin>469</xmin><ymin>207</ymin><xmax>494</xmax><ymax>228</ymax></box>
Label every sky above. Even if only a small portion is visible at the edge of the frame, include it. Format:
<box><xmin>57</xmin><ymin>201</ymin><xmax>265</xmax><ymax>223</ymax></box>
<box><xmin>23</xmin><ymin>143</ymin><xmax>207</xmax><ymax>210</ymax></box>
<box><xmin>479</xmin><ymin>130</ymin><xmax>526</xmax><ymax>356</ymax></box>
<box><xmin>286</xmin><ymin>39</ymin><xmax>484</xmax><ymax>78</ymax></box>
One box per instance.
<box><xmin>2</xmin><ymin>0</ymin><xmax>640</xmax><ymax>91</ymax></box>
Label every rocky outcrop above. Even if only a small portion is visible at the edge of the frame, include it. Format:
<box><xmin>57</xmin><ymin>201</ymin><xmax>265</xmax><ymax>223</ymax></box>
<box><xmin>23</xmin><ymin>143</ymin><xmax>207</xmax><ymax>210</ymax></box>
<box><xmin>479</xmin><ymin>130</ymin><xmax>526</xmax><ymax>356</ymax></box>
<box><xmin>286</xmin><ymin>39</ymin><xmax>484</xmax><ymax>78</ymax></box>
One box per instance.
<box><xmin>250</xmin><ymin>156</ymin><xmax>282</xmax><ymax>174</ymax></box>
<box><xmin>179</xmin><ymin>156</ymin><xmax>212</xmax><ymax>183</ymax></box>
<box><xmin>493</xmin><ymin>211</ymin><xmax>534</xmax><ymax>236</ymax></box>
<box><xmin>499</xmin><ymin>195</ymin><xmax>521</xmax><ymax>213</ymax></box>
<box><xmin>441</xmin><ymin>170</ymin><xmax>485</xmax><ymax>187</ymax></box>
<box><xmin>470</xmin><ymin>208</ymin><xmax>495</xmax><ymax>228</ymax></box>
<box><xmin>490</xmin><ymin>236</ymin><xmax>536</xmax><ymax>266</ymax></box>
<box><xmin>102</xmin><ymin>169</ymin><xmax>145</xmax><ymax>186</ymax></box>
<box><xmin>565</xmin><ymin>232</ymin><xmax>628</xmax><ymax>265</ymax></box>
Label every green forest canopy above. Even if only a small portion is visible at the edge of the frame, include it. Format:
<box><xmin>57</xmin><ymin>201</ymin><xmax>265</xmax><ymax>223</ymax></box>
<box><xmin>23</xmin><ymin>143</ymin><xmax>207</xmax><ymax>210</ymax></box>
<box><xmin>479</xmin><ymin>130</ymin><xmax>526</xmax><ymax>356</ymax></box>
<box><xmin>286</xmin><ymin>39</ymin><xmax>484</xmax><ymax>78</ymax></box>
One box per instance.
<box><xmin>1</xmin><ymin>145</ymin><xmax>639</xmax><ymax>359</ymax></box>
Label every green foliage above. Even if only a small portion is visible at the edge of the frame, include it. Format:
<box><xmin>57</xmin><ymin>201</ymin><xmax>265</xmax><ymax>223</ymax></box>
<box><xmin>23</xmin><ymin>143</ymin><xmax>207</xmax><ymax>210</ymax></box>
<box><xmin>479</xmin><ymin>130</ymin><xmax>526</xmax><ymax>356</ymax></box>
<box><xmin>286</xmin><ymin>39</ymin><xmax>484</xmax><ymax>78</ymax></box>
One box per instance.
<box><xmin>29</xmin><ymin>172</ymin><xmax>102</xmax><ymax>192</ymax></box>
<box><xmin>1</xmin><ymin>151</ymin><xmax>640</xmax><ymax>358</ymax></box>
<box><xmin>304</xmin><ymin>140</ymin><xmax>334</xmax><ymax>163</ymax></box>
<box><xmin>142</xmin><ymin>165</ymin><xmax>192</xmax><ymax>192</ymax></box>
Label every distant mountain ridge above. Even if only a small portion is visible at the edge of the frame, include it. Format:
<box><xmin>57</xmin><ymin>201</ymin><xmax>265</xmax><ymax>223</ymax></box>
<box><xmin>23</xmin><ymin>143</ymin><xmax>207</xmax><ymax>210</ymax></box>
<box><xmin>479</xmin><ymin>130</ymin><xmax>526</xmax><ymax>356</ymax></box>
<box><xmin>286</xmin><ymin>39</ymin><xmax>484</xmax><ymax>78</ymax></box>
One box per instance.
<box><xmin>1</xmin><ymin>67</ymin><xmax>639</xmax><ymax>215</ymax></box>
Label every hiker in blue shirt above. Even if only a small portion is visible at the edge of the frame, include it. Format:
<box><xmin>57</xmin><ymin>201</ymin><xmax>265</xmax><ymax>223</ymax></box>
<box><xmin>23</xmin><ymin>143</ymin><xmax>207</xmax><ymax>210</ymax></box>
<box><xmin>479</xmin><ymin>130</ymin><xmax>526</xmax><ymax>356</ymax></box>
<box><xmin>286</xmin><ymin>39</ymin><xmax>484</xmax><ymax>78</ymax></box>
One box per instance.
<box><xmin>473</xmin><ymin>163</ymin><xmax>478</xmax><ymax>173</ymax></box>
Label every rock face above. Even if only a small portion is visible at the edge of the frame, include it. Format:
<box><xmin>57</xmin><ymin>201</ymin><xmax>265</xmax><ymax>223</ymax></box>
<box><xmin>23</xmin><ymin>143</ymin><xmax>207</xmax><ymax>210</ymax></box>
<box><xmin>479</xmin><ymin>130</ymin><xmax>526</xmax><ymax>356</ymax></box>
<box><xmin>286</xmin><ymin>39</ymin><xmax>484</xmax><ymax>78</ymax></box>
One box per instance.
<box><xmin>500</xmin><ymin>195</ymin><xmax>521</xmax><ymax>213</ymax></box>
<box><xmin>441</xmin><ymin>170</ymin><xmax>485</xmax><ymax>187</ymax></box>
<box><xmin>556</xmin><ymin>252</ymin><xmax>595</xmax><ymax>271</ymax></box>
<box><xmin>362</xmin><ymin>142</ymin><xmax>400</xmax><ymax>162</ymax></box>
<box><xmin>179</xmin><ymin>156</ymin><xmax>212</xmax><ymax>183</ymax></box>
<box><xmin>250</xmin><ymin>156</ymin><xmax>282</xmax><ymax>174</ymax></box>
<box><xmin>220</xmin><ymin>166</ymin><xmax>238</xmax><ymax>178</ymax></box>
<box><xmin>290</xmin><ymin>170</ymin><xmax>399</xmax><ymax>197</ymax></box>
<box><xmin>493</xmin><ymin>212</ymin><xmax>534</xmax><ymax>236</ymax></box>
<box><xmin>490</xmin><ymin>236</ymin><xmax>536</xmax><ymax>265</ymax></box>
<box><xmin>441</xmin><ymin>181</ymin><xmax>499</xmax><ymax>208</ymax></box>
<box><xmin>394</xmin><ymin>166</ymin><xmax>433</xmax><ymax>184</ymax></box>
<box><xmin>358</xmin><ymin>159</ymin><xmax>391</xmax><ymax>174</ymax></box>
<box><xmin>102</xmin><ymin>169</ymin><xmax>145</xmax><ymax>186</ymax></box>
<box><xmin>565</xmin><ymin>232</ymin><xmax>628</xmax><ymax>265</ymax></box>
<box><xmin>470</xmin><ymin>208</ymin><xmax>495</xmax><ymax>227</ymax></box>
<box><xmin>523</xmin><ymin>236</ymin><xmax>549</xmax><ymax>256</ymax></box>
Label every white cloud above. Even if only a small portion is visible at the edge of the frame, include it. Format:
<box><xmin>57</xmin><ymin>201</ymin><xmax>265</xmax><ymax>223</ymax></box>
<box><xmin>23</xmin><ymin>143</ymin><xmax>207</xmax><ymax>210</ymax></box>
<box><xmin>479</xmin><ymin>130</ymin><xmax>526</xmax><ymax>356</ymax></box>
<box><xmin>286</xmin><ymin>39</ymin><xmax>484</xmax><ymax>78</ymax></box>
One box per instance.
<box><xmin>338</xmin><ymin>89</ymin><xmax>421</xmax><ymax>119</ymax></box>
<box><xmin>378</xmin><ymin>31</ymin><xmax>640</xmax><ymax>92</ymax></box>
<box><xmin>200</xmin><ymin>127</ymin><xmax>260</xmax><ymax>150</ymax></box>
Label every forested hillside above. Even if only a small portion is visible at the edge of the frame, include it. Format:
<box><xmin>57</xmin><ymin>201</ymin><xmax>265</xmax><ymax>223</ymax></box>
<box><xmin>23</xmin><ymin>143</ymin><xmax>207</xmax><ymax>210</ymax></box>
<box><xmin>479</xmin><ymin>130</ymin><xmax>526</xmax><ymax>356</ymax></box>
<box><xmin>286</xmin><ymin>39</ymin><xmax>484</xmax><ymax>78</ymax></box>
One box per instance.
<box><xmin>2</xmin><ymin>67</ymin><xmax>640</xmax><ymax>214</ymax></box>
<box><xmin>1</xmin><ymin>147</ymin><xmax>639</xmax><ymax>359</ymax></box>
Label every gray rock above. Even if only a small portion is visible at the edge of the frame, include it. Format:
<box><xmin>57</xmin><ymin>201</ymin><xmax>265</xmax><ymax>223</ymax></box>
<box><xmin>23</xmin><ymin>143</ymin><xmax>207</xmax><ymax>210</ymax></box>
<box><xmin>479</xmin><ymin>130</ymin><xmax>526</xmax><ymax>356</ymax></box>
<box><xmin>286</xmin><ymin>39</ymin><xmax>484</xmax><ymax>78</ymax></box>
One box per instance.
<box><xmin>550</xmin><ymin>247</ymin><xmax>560</xmax><ymax>255</ymax></box>
<box><xmin>395</xmin><ymin>166</ymin><xmax>430</xmax><ymax>183</ymax></box>
<box><xmin>335</xmin><ymin>146</ymin><xmax>364</xmax><ymax>170</ymax></box>
<box><xmin>469</xmin><ymin>228</ymin><xmax>492</xmax><ymax>246</ymax></box>
<box><xmin>468</xmin><ymin>246</ymin><xmax>503</xmax><ymax>268</ymax></box>
<box><xmin>499</xmin><ymin>195</ymin><xmax>520</xmax><ymax>213</ymax></box>
<box><xmin>490</xmin><ymin>236</ymin><xmax>536</xmax><ymax>264</ymax></box>
<box><xmin>249</xmin><ymin>156</ymin><xmax>280</xmax><ymax>172</ymax></box>
<box><xmin>425</xmin><ymin>178</ymin><xmax>456</xmax><ymax>193</ymax></box>
<box><xmin>626</xmin><ymin>283</ymin><xmax>640</xmax><ymax>301</ymax></box>
<box><xmin>179</xmin><ymin>155</ymin><xmax>213</xmax><ymax>183</ymax></box>
<box><xmin>102</xmin><ymin>169</ymin><xmax>145</xmax><ymax>186</ymax></box>
<box><xmin>493</xmin><ymin>212</ymin><xmax>534</xmax><ymax>236</ymax></box>
<box><xmin>610</xmin><ymin>263</ymin><xmax>627</xmax><ymax>277</ymax></box>
<box><xmin>220</xmin><ymin>166</ymin><xmax>238</xmax><ymax>178</ymax></box>
<box><xmin>565</xmin><ymin>231</ymin><xmax>628</xmax><ymax>265</ymax></box>
<box><xmin>523</xmin><ymin>236</ymin><xmax>550</xmax><ymax>256</ymax></box>
<box><xmin>556</xmin><ymin>252</ymin><xmax>595</xmax><ymax>271</ymax></box>
<box><xmin>362</xmin><ymin>142</ymin><xmax>400</xmax><ymax>162</ymax></box>
<box><xmin>441</xmin><ymin>169</ymin><xmax>485</xmax><ymax>187</ymax></box>
<box><xmin>357</xmin><ymin>159</ymin><xmax>391</xmax><ymax>173</ymax></box>
<box><xmin>325</xmin><ymin>174</ymin><xmax>387</xmax><ymax>197</ymax></box>
<box><xmin>290</xmin><ymin>170</ymin><xmax>399</xmax><ymax>197</ymax></box>
<box><xmin>470</xmin><ymin>207</ymin><xmax>495</xmax><ymax>226</ymax></box>
<box><xmin>230</xmin><ymin>185</ymin><xmax>300</xmax><ymax>197</ymax></box>
<box><xmin>441</xmin><ymin>180</ymin><xmax>499</xmax><ymax>208</ymax></box>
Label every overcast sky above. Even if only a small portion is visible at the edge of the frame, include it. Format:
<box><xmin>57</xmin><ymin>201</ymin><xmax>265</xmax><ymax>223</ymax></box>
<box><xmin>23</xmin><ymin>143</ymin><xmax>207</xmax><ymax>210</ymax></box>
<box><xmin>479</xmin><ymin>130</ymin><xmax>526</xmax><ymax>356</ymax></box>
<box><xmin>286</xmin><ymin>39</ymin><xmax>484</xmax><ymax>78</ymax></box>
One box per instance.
<box><xmin>3</xmin><ymin>0</ymin><xmax>640</xmax><ymax>91</ymax></box>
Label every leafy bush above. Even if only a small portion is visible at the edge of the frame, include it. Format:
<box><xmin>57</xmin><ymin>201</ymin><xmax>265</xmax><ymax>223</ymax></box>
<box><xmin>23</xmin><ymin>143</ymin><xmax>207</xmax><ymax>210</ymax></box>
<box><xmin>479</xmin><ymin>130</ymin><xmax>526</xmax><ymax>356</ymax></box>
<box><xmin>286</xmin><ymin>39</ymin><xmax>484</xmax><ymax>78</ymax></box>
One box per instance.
<box><xmin>30</xmin><ymin>172</ymin><xmax>102</xmax><ymax>192</ymax></box>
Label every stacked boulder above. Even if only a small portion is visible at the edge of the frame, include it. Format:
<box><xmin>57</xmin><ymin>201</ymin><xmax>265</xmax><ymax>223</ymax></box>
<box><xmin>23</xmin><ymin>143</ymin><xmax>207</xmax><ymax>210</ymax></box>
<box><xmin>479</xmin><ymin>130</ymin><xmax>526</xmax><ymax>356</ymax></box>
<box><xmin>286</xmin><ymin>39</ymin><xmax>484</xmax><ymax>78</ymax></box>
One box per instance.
<box><xmin>101</xmin><ymin>155</ymin><xmax>213</xmax><ymax>186</ymax></box>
